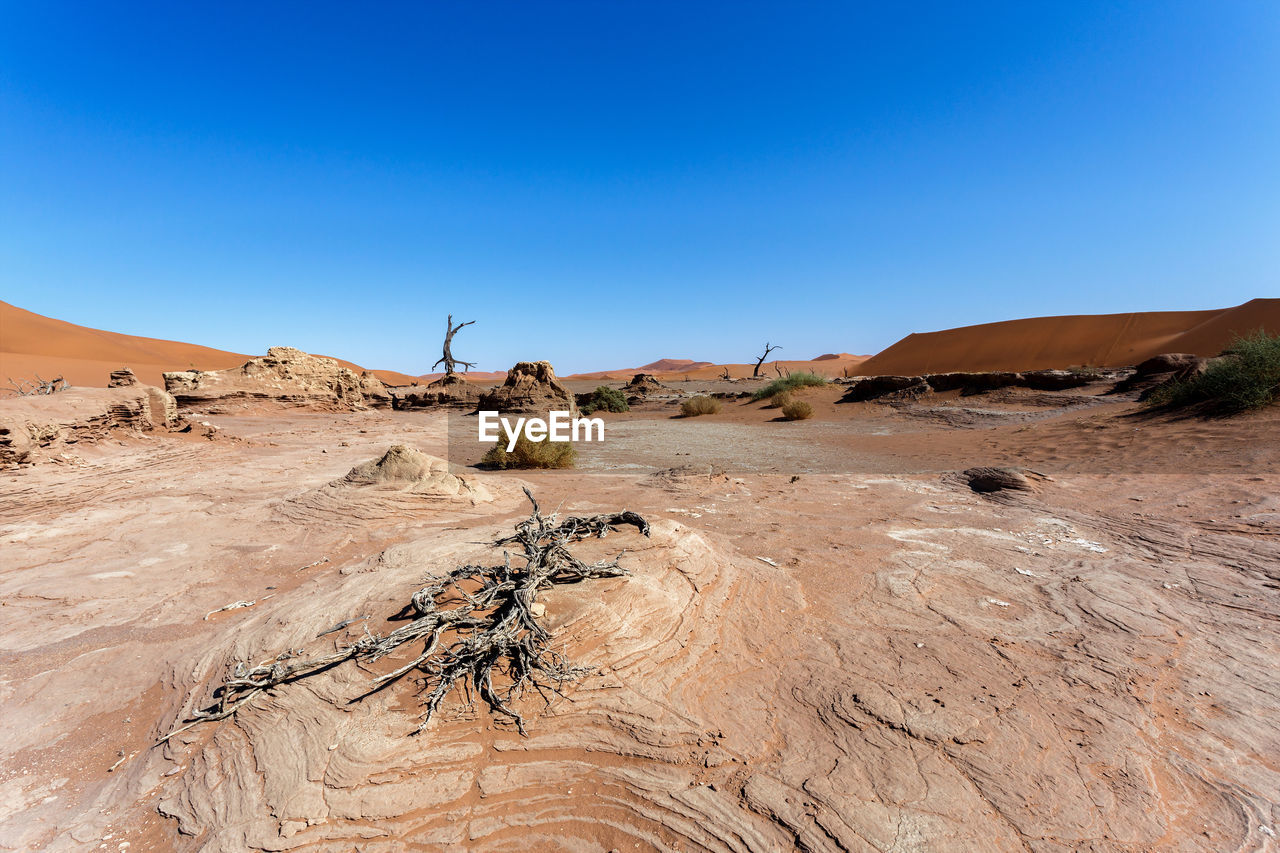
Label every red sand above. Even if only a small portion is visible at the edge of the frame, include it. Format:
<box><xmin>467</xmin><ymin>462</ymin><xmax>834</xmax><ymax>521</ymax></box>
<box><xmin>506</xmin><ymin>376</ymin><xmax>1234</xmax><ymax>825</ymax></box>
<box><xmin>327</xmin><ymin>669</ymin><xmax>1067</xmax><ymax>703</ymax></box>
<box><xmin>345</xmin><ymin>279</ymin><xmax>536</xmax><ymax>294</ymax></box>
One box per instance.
<box><xmin>5</xmin><ymin>298</ymin><xmax>1278</xmax><ymax>395</ymax></box>
<box><xmin>856</xmin><ymin>298</ymin><xmax>1280</xmax><ymax>376</ymax></box>
<box><xmin>0</xmin><ymin>301</ymin><xmax>414</xmax><ymax>390</ymax></box>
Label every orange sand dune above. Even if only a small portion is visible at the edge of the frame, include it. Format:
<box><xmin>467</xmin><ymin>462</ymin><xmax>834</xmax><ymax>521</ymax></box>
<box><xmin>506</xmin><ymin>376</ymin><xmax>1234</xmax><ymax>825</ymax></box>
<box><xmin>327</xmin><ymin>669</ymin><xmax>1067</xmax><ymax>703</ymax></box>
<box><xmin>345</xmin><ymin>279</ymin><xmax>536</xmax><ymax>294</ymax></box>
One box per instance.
<box><xmin>638</xmin><ymin>358</ymin><xmax>714</xmax><ymax>373</ymax></box>
<box><xmin>856</xmin><ymin>299</ymin><xmax>1279</xmax><ymax>376</ymax></box>
<box><xmin>0</xmin><ymin>301</ymin><xmax>412</xmax><ymax>390</ymax></box>
<box><xmin>570</xmin><ymin>353</ymin><xmax>869</xmax><ymax>381</ymax></box>
<box><xmin>413</xmin><ymin>370</ymin><xmax>508</xmax><ymax>385</ymax></box>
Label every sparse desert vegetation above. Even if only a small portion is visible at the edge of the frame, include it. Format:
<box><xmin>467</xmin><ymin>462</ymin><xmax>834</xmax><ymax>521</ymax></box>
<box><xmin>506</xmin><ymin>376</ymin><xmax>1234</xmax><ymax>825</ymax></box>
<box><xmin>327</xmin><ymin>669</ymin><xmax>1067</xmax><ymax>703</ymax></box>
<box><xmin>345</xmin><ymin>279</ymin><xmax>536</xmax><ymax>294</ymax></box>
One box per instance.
<box><xmin>480</xmin><ymin>429</ymin><xmax>576</xmax><ymax>469</ymax></box>
<box><xmin>781</xmin><ymin>399</ymin><xmax>813</xmax><ymax>420</ymax></box>
<box><xmin>680</xmin><ymin>395</ymin><xmax>722</xmax><ymax>416</ymax></box>
<box><xmin>579</xmin><ymin>385</ymin><xmax>629</xmax><ymax>415</ymax></box>
<box><xmin>1148</xmin><ymin>330</ymin><xmax>1280</xmax><ymax>413</ymax></box>
<box><xmin>752</xmin><ymin>371</ymin><xmax>827</xmax><ymax>401</ymax></box>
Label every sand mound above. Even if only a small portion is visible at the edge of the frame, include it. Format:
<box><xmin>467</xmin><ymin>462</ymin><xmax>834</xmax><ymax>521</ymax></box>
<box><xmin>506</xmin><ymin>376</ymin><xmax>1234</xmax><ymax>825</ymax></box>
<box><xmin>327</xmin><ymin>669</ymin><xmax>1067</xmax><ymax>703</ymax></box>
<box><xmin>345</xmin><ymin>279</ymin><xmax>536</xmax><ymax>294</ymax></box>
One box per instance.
<box><xmin>278</xmin><ymin>445</ymin><xmax>495</xmax><ymax>525</ymax></box>
<box><xmin>344</xmin><ymin>445</ymin><xmax>473</xmax><ymax>490</ymax></box>
<box><xmin>477</xmin><ymin>361</ymin><xmax>576</xmax><ymax>415</ymax></box>
<box><xmin>858</xmin><ymin>298</ymin><xmax>1279</xmax><ymax>375</ymax></box>
<box><xmin>164</xmin><ymin>347</ymin><xmax>392</xmax><ymax>411</ymax></box>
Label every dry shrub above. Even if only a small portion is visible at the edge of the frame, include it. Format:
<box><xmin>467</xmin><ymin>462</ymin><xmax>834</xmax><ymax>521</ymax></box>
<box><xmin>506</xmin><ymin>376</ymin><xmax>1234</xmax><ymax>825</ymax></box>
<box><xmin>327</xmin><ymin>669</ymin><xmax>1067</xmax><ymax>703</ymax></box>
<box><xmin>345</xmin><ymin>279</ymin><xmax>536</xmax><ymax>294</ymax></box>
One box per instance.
<box><xmin>579</xmin><ymin>385</ymin><xmax>628</xmax><ymax>414</ymax></box>
<box><xmin>752</xmin><ymin>371</ymin><xmax>828</xmax><ymax>401</ymax></box>
<box><xmin>769</xmin><ymin>391</ymin><xmax>792</xmax><ymax>409</ymax></box>
<box><xmin>781</xmin><ymin>400</ymin><xmax>814</xmax><ymax>420</ymax></box>
<box><xmin>481</xmin><ymin>429</ymin><xmax>575</xmax><ymax>469</ymax></box>
<box><xmin>680</xmin><ymin>395</ymin><xmax>721</xmax><ymax>417</ymax></box>
<box><xmin>1147</xmin><ymin>330</ymin><xmax>1280</xmax><ymax>414</ymax></box>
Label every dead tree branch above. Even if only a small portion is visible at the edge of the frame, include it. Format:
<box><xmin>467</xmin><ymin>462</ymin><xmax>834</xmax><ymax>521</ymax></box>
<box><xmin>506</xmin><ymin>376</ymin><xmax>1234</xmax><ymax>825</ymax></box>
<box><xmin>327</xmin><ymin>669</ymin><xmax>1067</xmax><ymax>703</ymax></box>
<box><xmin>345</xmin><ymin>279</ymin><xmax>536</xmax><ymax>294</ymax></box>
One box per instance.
<box><xmin>753</xmin><ymin>343</ymin><xmax>781</xmax><ymax>378</ymax></box>
<box><xmin>163</xmin><ymin>490</ymin><xmax>648</xmax><ymax>741</ymax></box>
<box><xmin>6</xmin><ymin>374</ymin><xmax>68</xmax><ymax>396</ymax></box>
<box><xmin>432</xmin><ymin>314</ymin><xmax>476</xmax><ymax>375</ymax></box>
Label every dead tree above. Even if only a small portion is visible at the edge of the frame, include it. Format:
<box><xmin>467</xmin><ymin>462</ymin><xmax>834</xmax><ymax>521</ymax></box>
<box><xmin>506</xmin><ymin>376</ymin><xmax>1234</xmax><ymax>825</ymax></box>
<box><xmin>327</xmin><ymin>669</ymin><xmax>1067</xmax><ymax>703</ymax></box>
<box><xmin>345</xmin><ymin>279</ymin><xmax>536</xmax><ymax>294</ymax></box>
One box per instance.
<box><xmin>163</xmin><ymin>490</ymin><xmax>648</xmax><ymax>741</ymax></box>
<box><xmin>719</xmin><ymin>367</ymin><xmax>731</xmax><ymax>380</ymax></box>
<box><xmin>6</xmin><ymin>374</ymin><xmax>67</xmax><ymax>396</ymax></box>
<box><xmin>753</xmin><ymin>343</ymin><xmax>781</xmax><ymax>378</ymax></box>
<box><xmin>432</xmin><ymin>314</ymin><xmax>476</xmax><ymax>376</ymax></box>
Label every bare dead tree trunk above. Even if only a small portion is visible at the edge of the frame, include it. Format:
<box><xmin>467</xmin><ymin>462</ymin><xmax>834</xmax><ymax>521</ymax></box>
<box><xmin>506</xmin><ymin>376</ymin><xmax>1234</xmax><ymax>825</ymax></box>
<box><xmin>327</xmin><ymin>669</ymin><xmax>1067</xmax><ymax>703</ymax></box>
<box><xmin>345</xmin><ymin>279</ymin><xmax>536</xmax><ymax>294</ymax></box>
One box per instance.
<box><xmin>432</xmin><ymin>314</ymin><xmax>476</xmax><ymax>376</ymax></box>
<box><xmin>753</xmin><ymin>343</ymin><xmax>780</xmax><ymax>378</ymax></box>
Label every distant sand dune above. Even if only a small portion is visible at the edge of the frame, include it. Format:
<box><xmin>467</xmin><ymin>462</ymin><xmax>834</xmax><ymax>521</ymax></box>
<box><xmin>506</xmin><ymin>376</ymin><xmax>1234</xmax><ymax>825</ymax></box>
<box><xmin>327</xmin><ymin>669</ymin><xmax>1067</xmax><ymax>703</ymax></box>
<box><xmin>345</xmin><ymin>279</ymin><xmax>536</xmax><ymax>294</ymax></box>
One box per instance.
<box><xmin>855</xmin><ymin>298</ymin><xmax>1279</xmax><ymax>376</ymax></box>
<box><xmin>0</xmin><ymin>301</ymin><xmax>413</xmax><ymax>390</ymax></box>
<box><xmin>4</xmin><ymin>298</ymin><xmax>1276</xmax><ymax>393</ymax></box>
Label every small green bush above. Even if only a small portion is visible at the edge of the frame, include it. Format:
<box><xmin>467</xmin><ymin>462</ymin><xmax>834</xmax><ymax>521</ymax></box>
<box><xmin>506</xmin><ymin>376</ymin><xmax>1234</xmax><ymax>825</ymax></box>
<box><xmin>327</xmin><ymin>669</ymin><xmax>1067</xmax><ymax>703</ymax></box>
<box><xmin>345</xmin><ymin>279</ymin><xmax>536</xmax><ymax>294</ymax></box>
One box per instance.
<box><xmin>481</xmin><ymin>429</ymin><xmax>576</xmax><ymax>469</ymax></box>
<box><xmin>781</xmin><ymin>400</ymin><xmax>814</xmax><ymax>420</ymax></box>
<box><xmin>579</xmin><ymin>385</ymin><xmax>629</xmax><ymax>415</ymax></box>
<box><xmin>1147</xmin><ymin>330</ymin><xmax>1280</xmax><ymax>414</ymax></box>
<box><xmin>680</xmin><ymin>395</ymin><xmax>722</xmax><ymax>417</ymax></box>
<box><xmin>752</xmin><ymin>371</ymin><xmax>828</xmax><ymax>401</ymax></box>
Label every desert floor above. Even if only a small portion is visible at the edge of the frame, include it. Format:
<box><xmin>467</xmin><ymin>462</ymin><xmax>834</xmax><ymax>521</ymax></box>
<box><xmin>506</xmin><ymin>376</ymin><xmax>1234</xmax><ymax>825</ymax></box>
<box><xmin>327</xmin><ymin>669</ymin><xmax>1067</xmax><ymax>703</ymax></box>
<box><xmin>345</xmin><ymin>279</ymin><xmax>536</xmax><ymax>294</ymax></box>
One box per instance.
<box><xmin>1</xmin><ymin>382</ymin><xmax>1277</xmax><ymax>852</ymax></box>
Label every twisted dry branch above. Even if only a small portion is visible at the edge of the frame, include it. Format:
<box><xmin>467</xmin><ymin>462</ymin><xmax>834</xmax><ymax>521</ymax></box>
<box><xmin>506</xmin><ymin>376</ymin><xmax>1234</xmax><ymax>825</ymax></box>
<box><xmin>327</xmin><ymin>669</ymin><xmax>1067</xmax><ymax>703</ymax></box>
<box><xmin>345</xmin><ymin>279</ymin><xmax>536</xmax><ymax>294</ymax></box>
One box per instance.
<box><xmin>162</xmin><ymin>489</ymin><xmax>647</xmax><ymax>743</ymax></box>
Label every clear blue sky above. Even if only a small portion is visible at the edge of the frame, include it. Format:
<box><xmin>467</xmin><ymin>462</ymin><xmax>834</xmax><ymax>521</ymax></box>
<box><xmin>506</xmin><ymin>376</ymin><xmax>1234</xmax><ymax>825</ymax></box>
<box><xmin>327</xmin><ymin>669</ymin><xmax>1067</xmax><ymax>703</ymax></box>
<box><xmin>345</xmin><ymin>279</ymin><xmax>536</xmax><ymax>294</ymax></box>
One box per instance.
<box><xmin>2</xmin><ymin>2</ymin><xmax>1276</xmax><ymax>373</ymax></box>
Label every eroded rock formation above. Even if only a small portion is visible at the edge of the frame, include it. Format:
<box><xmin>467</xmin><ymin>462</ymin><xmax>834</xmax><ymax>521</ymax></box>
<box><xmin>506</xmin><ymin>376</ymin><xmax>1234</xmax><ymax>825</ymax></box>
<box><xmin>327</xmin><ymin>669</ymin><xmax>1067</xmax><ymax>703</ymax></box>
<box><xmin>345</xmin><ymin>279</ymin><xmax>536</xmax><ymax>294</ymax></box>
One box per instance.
<box><xmin>163</xmin><ymin>347</ymin><xmax>392</xmax><ymax>410</ymax></box>
<box><xmin>388</xmin><ymin>374</ymin><xmax>479</xmax><ymax>409</ymax></box>
<box><xmin>622</xmin><ymin>373</ymin><xmax>671</xmax><ymax>403</ymax></box>
<box><xmin>275</xmin><ymin>445</ymin><xmax>497</xmax><ymax>525</ymax></box>
<box><xmin>0</xmin><ymin>384</ymin><xmax>181</xmax><ymax>466</ymax></box>
<box><xmin>843</xmin><ymin>368</ymin><xmax>1108</xmax><ymax>402</ymax></box>
<box><xmin>1110</xmin><ymin>353</ymin><xmax>1209</xmax><ymax>399</ymax></box>
<box><xmin>477</xmin><ymin>361</ymin><xmax>576</xmax><ymax>415</ymax></box>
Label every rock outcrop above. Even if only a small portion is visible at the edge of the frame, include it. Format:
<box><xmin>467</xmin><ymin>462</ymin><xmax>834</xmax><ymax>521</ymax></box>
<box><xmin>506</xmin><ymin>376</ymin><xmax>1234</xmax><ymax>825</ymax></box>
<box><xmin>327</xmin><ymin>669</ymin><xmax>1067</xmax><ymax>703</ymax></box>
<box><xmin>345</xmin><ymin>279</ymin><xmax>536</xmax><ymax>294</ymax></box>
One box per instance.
<box><xmin>962</xmin><ymin>466</ymin><xmax>1035</xmax><ymax>493</ymax></box>
<box><xmin>108</xmin><ymin>367</ymin><xmax>139</xmax><ymax>387</ymax></box>
<box><xmin>477</xmin><ymin>361</ymin><xmax>577</xmax><ymax>415</ymax></box>
<box><xmin>388</xmin><ymin>374</ymin><xmax>479</xmax><ymax>409</ymax></box>
<box><xmin>843</xmin><ymin>368</ymin><xmax>1107</xmax><ymax>402</ymax></box>
<box><xmin>0</xmin><ymin>384</ymin><xmax>181</xmax><ymax>466</ymax></box>
<box><xmin>164</xmin><ymin>347</ymin><xmax>392</xmax><ymax>410</ymax></box>
<box><xmin>1110</xmin><ymin>353</ymin><xmax>1208</xmax><ymax>399</ymax></box>
<box><xmin>841</xmin><ymin>375</ymin><xmax>933</xmax><ymax>402</ymax></box>
<box><xmin>621</xmin><ymin>373</ymin><xmax>670</xmax><ymax>403</ymax></box>
<box><xmin>343</xmin><ymin>444</ymin><xmax>481</xmax><ymax>494</ymax></box>
<box><xmin>925</xmin><ymin>371</ymin><xmax>1022</xmax><ymax>393</ymax></box>
<box><xmin>276</xmin><ymin>445</ymin><xmax>498</xmax><ymax>526</ymax></box>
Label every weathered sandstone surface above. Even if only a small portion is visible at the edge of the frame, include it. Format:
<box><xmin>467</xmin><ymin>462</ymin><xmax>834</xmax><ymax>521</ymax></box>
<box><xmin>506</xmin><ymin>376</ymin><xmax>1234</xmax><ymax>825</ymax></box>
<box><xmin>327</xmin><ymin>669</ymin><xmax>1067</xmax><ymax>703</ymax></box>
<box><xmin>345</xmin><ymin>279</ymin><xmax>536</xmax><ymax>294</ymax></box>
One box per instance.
<box><xmin>0</xmin><ymin>383</ymin><xmax>179</xmax><ymax>466</ymax></box>
<box><xmin>164</xmin><ymin>347</ymin><xmax>392</xmax><ymax>410</ymax></box>
<box><xmin>477</xmin><ymin>361</ymin><xmax>577</xmax><ymax>415</ymax></box>
<box><xmin>0</xmin><ymin>392</ymin><xmax>1276</xmax><ymax>852</ymax></box>
<box><xmin>388</xmin><ymin>374</ymin><xmax>480</xmax><ymax>409</ymax></box>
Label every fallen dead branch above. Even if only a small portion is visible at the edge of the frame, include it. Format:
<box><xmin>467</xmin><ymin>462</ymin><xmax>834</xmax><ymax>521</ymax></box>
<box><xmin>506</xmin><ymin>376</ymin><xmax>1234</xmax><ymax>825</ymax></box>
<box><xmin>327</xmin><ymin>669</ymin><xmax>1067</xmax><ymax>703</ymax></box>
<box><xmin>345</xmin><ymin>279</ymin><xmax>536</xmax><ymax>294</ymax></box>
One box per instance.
<box><xmin>164</xmin><ymin>489</ymin><xmax>647</xmax><ymax>743</ymax></box>
<box><xmin>203</xmin><ymin>595</ymin><xmax>273</xmax><ymax>620</ymax></box>
<box><xmin>6</xmin><ymin>374</ymin><xmax>68</xmax><ymax>396</ymax></box>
